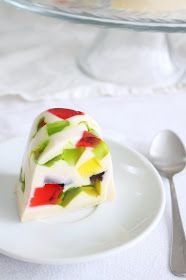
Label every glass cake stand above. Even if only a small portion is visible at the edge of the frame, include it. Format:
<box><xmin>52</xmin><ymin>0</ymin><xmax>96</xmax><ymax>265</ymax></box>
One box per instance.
<box><xmin>5</xmin><ymin>0</ymin><xmax>186</xmax><ymax>87</ymax></box>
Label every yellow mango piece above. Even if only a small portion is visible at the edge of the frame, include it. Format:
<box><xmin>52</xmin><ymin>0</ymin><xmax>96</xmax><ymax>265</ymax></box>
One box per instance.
<box><xmin>78</xmin><ymin>157</ymin><xmax>101</xmax><ymax>178</ymax></box>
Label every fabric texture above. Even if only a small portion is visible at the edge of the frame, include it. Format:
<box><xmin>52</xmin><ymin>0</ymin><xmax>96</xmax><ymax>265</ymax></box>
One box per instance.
<box><xmin>1</xmin><ymin>2</ymin><xmax>186</xmax><ymax>100</ymax></box>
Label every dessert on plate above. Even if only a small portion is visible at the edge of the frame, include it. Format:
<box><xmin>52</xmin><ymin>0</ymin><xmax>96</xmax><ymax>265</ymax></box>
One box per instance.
<box><xmin>16</xmin><ymin>108</ymin><xmax>115</xmax><ymax>222</ymax></box>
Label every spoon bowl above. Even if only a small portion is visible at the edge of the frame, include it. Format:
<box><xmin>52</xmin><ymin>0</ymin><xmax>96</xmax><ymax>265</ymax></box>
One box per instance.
<box><xmin>149</xmin><ymin>130</ymin><xmax>186</xmax><ymax>177</ymax></box>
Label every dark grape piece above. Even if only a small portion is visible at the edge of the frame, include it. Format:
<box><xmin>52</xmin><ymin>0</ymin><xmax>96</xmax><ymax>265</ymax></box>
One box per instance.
<box><xmin>90</xmin><ymin>171</ymin><xmax>105</xmax><ymax>184</ymax></box>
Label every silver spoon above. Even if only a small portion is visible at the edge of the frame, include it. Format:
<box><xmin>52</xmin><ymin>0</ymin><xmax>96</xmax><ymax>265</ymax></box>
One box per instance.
<box><xmin>149</xmin><ymin>130</ymin><xmax>186</xmax><ymax>276</ymax></box>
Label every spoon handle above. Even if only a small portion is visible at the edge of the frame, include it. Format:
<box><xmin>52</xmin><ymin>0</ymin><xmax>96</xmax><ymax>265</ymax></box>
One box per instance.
<box><xmin>169</xmin><ymin>178</ymin><xmax>186</xmax><ymax>276</ymax></box>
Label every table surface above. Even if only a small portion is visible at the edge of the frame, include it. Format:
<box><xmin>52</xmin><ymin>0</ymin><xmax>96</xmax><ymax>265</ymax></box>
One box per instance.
<box><xmin>1</xmin><ymin>2</ymin><xmax>186</xmax><ymax>279</ymax></box>
<box><xmin>1</xmin><ymin>1</ymin><xmax>186</xmax><ymax>100</ymax></box>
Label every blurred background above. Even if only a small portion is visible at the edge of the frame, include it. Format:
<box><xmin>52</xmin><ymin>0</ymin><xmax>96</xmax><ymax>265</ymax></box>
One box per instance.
<box><xmin>0</xmin><ymin>0</ymin><xmax>186</xmax><ymax>145</ymax></box>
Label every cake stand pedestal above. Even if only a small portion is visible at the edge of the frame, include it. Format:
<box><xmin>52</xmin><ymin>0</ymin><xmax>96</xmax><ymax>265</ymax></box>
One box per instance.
<box><xmin>5</xmin><ymin>0</ymin><xmax>186</xmax><ymax>88</ymax></box>
<box><xmin>78</xmin><ymin>29</ymin><xmax>185</xmax><ymax>87</ymax></box>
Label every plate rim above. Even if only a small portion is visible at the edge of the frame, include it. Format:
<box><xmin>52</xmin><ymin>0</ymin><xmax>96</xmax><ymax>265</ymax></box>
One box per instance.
<box><xmin>0</xmin><ymin>137</ymin><xmax>166</xmax><ymax>265</ymax></box>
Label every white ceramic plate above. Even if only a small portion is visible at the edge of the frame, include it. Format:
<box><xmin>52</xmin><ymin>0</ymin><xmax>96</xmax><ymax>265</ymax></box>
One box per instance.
<box><xmin>0</xmin><ymin>137</ymin><xmax>165</xmax><ymax>264</ymax></box>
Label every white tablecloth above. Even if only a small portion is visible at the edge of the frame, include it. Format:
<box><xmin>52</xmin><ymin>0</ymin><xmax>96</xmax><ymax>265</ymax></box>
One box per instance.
<box><xmin>1</xmin><ymin>1</ymin><xmax>186</xmax><ymax>99</ymax></box>
<box><xmin>1</xmin><ymin>1</ymin><xmax>186</xmax><ymax>280</ymax></box>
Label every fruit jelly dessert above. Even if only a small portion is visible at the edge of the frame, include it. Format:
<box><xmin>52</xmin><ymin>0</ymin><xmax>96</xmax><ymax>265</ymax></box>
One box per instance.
<box><xmin>16</xmin><ymin>108</ymin><xmax>115</xmax><ymax>222</ymax></box>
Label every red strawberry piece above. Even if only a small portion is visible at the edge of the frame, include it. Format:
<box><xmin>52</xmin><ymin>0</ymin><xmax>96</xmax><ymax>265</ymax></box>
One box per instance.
<box><xmin>48</xmin><ymin>108</ymin><xmax>84</xmax><ymax>120</ymax></box>
<box><xmin>76</xmin><ymin>131</ymin><xmax>101</xmax><ymax>148</ymax></box>
<box><xmin>30</xmin><ymin>184</ymin><xmax>64</xmax><ymax>207</ymax></box>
